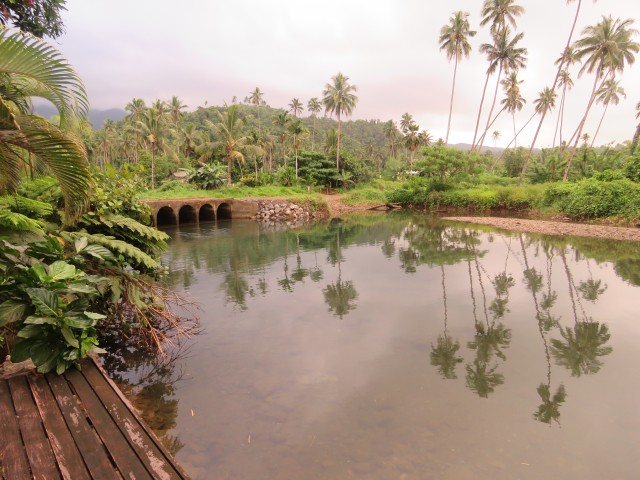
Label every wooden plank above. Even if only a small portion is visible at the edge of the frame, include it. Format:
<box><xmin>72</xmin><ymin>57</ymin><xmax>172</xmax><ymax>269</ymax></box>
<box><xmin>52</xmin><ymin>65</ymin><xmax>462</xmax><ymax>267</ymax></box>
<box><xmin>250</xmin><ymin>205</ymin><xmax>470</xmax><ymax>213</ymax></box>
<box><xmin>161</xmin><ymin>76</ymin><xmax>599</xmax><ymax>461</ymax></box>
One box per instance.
<box><xmin>28</xmin><ymin>375</ymin><xmax>92</xmax><ymax>480</ymax></box>
<box><xmin>46</xmin><ymin>374</ymin><xmax>120</xmax><ymax>480</ymax></box>
<box><xmin>8</xmin><ymin>375</ymin><xmax>61</xmax><ymax>480</ymax></box>
<box><xmin>65</xmin><ymin>368</ymin><xmax>151</xmax><ymax>480</ymax></box>
<box><xmin>81</xmin><ymin>361</ymin><xmax>184</xmax><ymax>480</ymax></box>
<box><xmin>0</xmin><ymin>380</ymin><xmax>31</xmax><ymax>480</ymax></box>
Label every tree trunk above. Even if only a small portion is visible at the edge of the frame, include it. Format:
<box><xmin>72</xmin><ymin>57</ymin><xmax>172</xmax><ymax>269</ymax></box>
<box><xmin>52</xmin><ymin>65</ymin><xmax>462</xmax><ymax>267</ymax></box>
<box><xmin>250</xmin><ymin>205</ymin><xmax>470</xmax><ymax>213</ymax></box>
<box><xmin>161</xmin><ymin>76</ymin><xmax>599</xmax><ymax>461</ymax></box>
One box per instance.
<box><xmin>336</xmin><ymin>111</ymin><xmax>341</xmax><ymax>170</ymax></box>
<box><xmin>477</xmin><ymin>64</ymin><xmax>503</xmax><ymax>152</ymax></box>
<box><xmin>445</xmin><ymin>54</ymin><xmax>459</xmax><ymax>145</ymax></box>
<box><xmin>528</xmin><ymin>0</ymin><xmax>582</xmax><ymax>159</ymax></box>
<box><xmin>590</xmin><ymin>102</ymin><xmax>609</xmax><ymax>148</ymax></box>
<box><xmin>151</xmin><ymin>144</ymin><xmax>156</xmax><ymax>190</ymax></box>
<box><xmin>563</xmin><ymin>71</ymin><xmax>608</xmax><ymax>181</ymax></box>
<box><xmin>471</xmin><ymin>71</ymin><xmax>492</xmax><ymax>151</ymax></box>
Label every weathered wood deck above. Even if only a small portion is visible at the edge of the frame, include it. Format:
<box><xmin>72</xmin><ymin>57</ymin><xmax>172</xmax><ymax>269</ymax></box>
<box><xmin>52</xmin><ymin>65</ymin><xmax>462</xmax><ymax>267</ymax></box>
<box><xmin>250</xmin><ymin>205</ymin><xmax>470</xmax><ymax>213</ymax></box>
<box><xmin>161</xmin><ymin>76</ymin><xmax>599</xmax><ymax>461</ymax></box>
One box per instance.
<box><xmin>0</xmin><ymin>357</ymin><xmax>189</xmax><ymax>480</ymax></box>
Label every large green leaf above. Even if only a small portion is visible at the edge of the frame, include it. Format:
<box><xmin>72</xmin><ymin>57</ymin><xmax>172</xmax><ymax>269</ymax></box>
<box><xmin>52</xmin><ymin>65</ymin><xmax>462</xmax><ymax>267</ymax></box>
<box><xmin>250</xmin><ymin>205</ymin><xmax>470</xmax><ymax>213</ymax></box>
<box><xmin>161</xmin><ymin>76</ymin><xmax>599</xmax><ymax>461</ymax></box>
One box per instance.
<box><xmin>0</xmin><ymin>299</ymin><xmax>26</xmax><ymax>326</ymax></box>
<box><xmin>25</xmin><ymin>287</ymin><xmax>58</xmax><ymax>316</ymax></box>
<box><xmin>60</xmin><ymin>325</ymin><xmax>79</xmax><ymax>348</ymax></box>
<box><xmin>47</xmin><ymin>260</ymin><xmax>76</xmax><ymax>281</ymax></box>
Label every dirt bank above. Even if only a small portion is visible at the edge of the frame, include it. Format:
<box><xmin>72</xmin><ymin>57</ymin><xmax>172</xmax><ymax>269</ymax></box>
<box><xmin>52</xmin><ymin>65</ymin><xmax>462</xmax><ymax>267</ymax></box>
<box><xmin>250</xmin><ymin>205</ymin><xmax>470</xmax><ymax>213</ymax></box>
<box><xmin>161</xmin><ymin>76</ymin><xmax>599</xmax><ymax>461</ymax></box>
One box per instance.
<box><xmin>442</xmin><ymin>216</ymin><xmax>640</xmax><ymax>242</ymax></box>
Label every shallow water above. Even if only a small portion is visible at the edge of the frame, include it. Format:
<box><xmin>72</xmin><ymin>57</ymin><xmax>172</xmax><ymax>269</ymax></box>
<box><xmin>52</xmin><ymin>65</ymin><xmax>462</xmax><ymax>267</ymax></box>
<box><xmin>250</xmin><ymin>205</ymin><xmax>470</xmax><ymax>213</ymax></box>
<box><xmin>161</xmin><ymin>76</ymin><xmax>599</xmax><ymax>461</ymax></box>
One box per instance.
<box><xmin>103</xmin><ymin>213</ymin><xmax>640</xmax><ymax>479</ymax></box>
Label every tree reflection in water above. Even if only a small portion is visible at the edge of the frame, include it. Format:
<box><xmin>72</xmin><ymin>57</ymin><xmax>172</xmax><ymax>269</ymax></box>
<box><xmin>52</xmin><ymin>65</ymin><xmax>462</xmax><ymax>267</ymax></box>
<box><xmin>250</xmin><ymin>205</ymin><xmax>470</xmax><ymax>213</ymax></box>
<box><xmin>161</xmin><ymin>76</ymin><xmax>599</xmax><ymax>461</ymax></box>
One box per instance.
<box><xmin>430</xmin><ymin>265</ymin><xmax>463</xmax><ymax>379</ymax></box>
<box><xmin>99</xmin><ymin>332</ymin><xmax>190</xmax><ymax>456</ymax></box>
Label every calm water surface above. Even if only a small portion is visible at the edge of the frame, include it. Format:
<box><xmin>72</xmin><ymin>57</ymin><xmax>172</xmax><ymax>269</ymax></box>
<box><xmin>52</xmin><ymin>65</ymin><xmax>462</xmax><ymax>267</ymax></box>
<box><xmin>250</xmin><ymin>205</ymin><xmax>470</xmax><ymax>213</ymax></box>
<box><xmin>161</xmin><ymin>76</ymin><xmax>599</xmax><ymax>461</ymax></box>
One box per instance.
<box><xmin>104</xmin><ymin>213</ymin><xmax>640</xmax><ymax>479</ymax></box>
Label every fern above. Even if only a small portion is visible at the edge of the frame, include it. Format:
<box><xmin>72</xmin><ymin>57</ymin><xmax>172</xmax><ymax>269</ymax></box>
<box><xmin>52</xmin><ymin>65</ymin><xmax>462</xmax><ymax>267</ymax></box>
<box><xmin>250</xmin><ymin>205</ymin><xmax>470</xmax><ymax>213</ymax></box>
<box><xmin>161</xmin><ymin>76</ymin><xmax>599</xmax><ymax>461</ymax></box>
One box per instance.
<box><xmin>60</xmin><ymin>231</ymin><xmax>160</xmax><ymax>270</ymax></box>
<box><xmin>103</xmin><ymin>213</ymin><xmax>169</xmax><ymax>245</ymax></box>
<box><xmin>0</xmin><ymin>210</ymin><xmax>44</xmax><ymax>232</ymax></box>
<box><xmin>0</xmin><ymin>195</ymin><xmax>53</xmax><ymax>218</ymax></box>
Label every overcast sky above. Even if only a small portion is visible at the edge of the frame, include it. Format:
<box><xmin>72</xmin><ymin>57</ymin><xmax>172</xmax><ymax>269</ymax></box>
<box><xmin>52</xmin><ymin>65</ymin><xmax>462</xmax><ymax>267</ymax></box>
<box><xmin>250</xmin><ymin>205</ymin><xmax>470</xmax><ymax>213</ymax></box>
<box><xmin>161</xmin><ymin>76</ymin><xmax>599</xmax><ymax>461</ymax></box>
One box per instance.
<box><xmin>55</xmin><ymin>0</ymin><xmax>639</xmax><ymax>148</ymax></box>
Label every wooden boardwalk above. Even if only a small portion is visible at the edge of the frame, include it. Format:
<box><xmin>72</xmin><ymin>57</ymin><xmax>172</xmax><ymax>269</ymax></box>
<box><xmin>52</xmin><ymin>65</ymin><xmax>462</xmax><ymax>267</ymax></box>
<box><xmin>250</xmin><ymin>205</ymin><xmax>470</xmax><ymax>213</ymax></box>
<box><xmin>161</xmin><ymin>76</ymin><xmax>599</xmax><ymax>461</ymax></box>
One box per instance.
<box><xmin>0</xmin><ymin>357</ymin><xmax>189</xmax><ymax>480</ymax></box>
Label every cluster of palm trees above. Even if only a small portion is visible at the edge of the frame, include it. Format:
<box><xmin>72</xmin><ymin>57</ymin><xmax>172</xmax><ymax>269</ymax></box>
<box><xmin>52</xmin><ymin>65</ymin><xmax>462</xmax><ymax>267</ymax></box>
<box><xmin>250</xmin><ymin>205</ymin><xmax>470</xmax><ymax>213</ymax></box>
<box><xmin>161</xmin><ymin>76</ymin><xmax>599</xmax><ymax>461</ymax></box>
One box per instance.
<box><xmin>381</xmin><ymin>114</ymin><xmax>433</xmax><ymax>170</ymax></box>
<box><xmin>439</xmin><ymin>0</ymin><xmax>639</xmax><ymax>181</ymax></box>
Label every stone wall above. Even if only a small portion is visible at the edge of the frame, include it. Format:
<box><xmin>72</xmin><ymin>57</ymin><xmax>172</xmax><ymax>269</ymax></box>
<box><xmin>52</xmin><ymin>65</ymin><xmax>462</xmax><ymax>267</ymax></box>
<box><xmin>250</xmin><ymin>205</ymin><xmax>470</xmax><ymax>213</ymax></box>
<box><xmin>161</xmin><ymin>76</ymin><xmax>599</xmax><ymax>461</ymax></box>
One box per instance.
<box><xmin>255</xmin><ymin>200</ymin><xmax>321</xmax><ymax>224</ymax></box>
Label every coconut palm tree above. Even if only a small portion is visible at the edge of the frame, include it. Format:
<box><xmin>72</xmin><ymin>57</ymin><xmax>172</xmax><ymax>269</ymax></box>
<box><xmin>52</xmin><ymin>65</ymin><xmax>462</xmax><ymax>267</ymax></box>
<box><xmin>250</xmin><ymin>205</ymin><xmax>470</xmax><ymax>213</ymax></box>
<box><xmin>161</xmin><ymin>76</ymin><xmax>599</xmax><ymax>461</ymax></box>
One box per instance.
<box><xmin>0</xmin><ymin>30</ymin><xmax>91</xmax><ymax>221</ymax></box>
<box><xmin>168</xmin><ymin>95</ymin><xmax>187</xmax><ymax>125</ymax></box>
<box><xmin>480</xmin><ymin>0</ymin><xmax>524</xmax><ymax>34</ymax></box>
<box><xmin>287</xmin><ymin>118</ymin><xmax>308</xmax><ymax>178</ymax></box>
<box><xmin>439</xmin><ymin>10</ymin><xmax>476</xmax><ymax>145</ymax></box>
<box><xmin>553</xmin><ymin>69</ymin><xmax>575</xmax><ymax>149</ymax></box>
<box><xmin>207</xmin><ymin>105</ymin><xmax>248</xmax><ymax>186</ymax></box>
<box><xmin>492</xmin><ymin>130</ymin><xmax>500</xmax><ymax>147</ymax></box>
<box><xmin>322</xmin><ymin>72</ymin><xmax>358</xmax><ymax>170</ymax></box>
<box><xmin>590</xmin><ymin>78</ymin><xmax>626</xmax><ymax>147</ymax></box>
<box><xmin>520</xmin><ymin>87</ymin><xmax>557</xmax><ymax>182</ymax></box>
<box><xmin>475</xmin><ymin>28</ymin><xmax>527</xmax><ymax>152</ymax></box>
<box><xmin>136</xmin><ymin>106</ymin><xmax>172</xmax><ymax>189</ymax></box>
<box><xmin>307</xmin><ymin>97</ymin><xmax>322</xmax><ymax>150</ymax></box>
<box><xmin>477</xmin><ymin>70</ymin><xmax>524</xmax><ymax>149</ymax></box>
<box><xmin>383</xmin><ymin>120</ymin><xmax>400</xmax><ymax>158</ymax></box>
<box><xmin>404</xmin><ymin>122</ymin><xmax>421</xmax><ymax>171</ymax></box>
<box><xmin>472</xmin><ymin>0</ymin><xmax>525</xmax><ymax>149</ymax></box>
<box><xmin>125</xmin><ymin>98</ymin><xmax>147</xmax><ymax>164</ymax></box>
<box><xmin>501</xmin><ymin>71</ymin><xmax>526</xmax><ymax>148</ymax></box>
<box><xmin>272</xmin><ymin>111</ymin><xmax>290</xmax><ymax>167</ymax></box>
<box><xmin>288</xmin><ymin>98</ymin><xmax>303</xmax><ymax>117</ymax></box>
<box><xmin>248</xmin><ymin>87</ymin><xmax>264</xmax><ymax>136</ymax></box>
<box><xmin>564</xmin><ymin>16</ymin><xmax>639</xmax><ymax>180</ymax></box>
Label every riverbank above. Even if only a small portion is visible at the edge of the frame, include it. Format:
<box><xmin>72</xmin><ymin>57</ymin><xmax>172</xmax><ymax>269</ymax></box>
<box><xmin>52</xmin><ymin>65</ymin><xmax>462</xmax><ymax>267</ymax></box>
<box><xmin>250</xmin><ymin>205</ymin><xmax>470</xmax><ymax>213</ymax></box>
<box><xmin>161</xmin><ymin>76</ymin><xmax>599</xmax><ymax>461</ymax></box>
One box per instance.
<box><xmin>442</xmin><ymin>216</ymin><xmax>640</xmax><ymax>242</ymax></box>
<box><xmin>321</xmin><ymin>195</ymin><xmax>640</xmax><ymax>242</ymax></box>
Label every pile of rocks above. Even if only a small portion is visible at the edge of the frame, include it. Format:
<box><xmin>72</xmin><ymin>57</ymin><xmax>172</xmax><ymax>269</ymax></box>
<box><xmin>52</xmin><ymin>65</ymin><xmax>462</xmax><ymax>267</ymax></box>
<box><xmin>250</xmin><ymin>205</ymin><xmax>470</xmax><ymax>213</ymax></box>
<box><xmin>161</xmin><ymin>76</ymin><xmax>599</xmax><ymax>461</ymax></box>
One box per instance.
<box><xmin>255</xmin><ymin>201</ymin><xmax>317</xmax><ymax>223</ymax></box>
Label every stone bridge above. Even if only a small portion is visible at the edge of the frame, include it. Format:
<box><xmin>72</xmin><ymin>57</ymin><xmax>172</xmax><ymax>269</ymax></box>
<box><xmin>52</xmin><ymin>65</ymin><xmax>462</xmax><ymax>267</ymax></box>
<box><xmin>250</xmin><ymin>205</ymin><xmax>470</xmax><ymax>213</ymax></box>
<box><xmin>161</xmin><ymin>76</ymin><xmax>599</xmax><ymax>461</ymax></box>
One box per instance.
<box><xmin>142</xmin><ymin>198</ymin><xmax>259</xmax><ymax>227</ymax></box>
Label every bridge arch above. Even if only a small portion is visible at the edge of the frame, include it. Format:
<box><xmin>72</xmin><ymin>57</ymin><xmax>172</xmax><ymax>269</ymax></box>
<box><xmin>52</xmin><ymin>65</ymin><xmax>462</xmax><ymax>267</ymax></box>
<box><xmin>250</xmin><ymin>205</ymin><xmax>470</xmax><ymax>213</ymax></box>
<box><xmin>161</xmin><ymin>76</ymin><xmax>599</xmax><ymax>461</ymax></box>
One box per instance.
<box><xmin>199</xmin><ymin>204</ymin><xmax>215</xmax><ymax>222</ymax></box>
<box><xmin>217</xmin><ymin>202</ymin><xmax>232</xmax><ymax>220</ymax></box>
<box><xmin>178</xmin><ymin>205</ymin><xmax>198</xmax><ymax>225</ymax></box>
<box><xmin>156</xmin><ymin>206</ymin><xmax>177</xmax><ymax>227</ymax></box>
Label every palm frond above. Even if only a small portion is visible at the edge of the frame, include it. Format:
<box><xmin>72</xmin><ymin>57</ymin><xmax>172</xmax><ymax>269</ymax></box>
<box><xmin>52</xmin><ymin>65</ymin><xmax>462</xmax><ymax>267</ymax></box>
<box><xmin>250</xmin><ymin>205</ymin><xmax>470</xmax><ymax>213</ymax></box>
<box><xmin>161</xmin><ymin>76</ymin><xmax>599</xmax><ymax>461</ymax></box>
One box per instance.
<box><xmin>0</xmin><ymin>29</ymin><xmax>89</xmax><ymax>122</ymax></box>
<box><xmin>10</xmin><ymin>113</ymin><xmax>92</xmax><ymax>222</ymax></box>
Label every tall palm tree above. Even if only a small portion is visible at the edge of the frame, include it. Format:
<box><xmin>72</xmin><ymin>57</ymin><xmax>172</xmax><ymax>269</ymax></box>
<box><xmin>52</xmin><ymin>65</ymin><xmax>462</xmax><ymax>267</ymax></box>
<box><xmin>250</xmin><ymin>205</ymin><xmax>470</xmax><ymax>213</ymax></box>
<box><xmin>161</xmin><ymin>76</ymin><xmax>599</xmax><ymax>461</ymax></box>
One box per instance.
<box><xmin>125</xmin><ymin>98</ymin><xmax>147</xmax><ymax>164</ymax></box>
<box><xmin>248</xmin><ymin>87</ymin><xmax>264</xmax><ymax>136</ymax></box>
<box><xmin>287</xmin><ymin>118</ymin><xmax>308</xmax><ymax>178</ymax></box>
<box><xmin>476</xmin><ymin>28</ymin><xmax>527</xmax><ymax>152</ymax></box>
<box><xmin>404</xmin><ymin>122</ymin><xmax>421</xmax><ymax>171</ymax></box>
<box><xmin>477</xmin><ymin>68</ymin><xmax>525</xmax><ymax>149</ymax></box>
<box><xmin>501</xmin><ymin>71</ymin><xmax>525</xmax><ymax>148</ymax></box>
<box><xmin>492</xmin><ymin>130</ymin><xmax>500</xmax><ymax>147</ymax></box>
<box><xmin>137</xmin><ymin>106</ymin><xmax>171</xmax><ymax>189</ymax></box>
<box><xmin>168</xmin><ymin>95</ymin><xmax>187</xmax><ymax>125</ymax></box>
<box><xmin>288</xmin><ymin>98</ymin><xmax>303</xmax><ymax>117</ymax></box>
<box><xmin>472</xmin><ymin>0</ymin><xmax>525</xmax><ymax>149</ymax></box>
<box><xmin>563</xmin><ymin>16</ymin><xmax>639</xmax><ymax>180</ymax></box>
<box><xmin>399</xmin><ymin>112</ymin><xmax>413</xmax><ymax>134</ymax></box>
<box><xmin>480</xmin><ymin>0</ymin><xmax>524</xmax><ymax>34</ymax></box>
<box><xmin>439</xmin><ymin>10</ymin><xmax>476</xmax><ymax>145</ymax></box>
<box><xmin>531</xmin><ymin>0</ymin><xmax>588</xmax><ymax>155</ymax></box>
<box><xmin>322</xmin><ymin>72</ymin><xmax>358</xmax><ymax>170</ymax></box>
<box><xmin>0</xmin><ymin>30</ymin><xmax>91</xmax><ymax>221</ymax></box>
<box><xmin>520</xmin><ymin>87</ymin><xmax>557</xmax><ymax>182</ymax></box>
<box><xmin>307</xmin><ymin>97</ymin><xmax>322</xmax><ymax>150</ymax></box>
<box><xmin>383</xmin><ymin>119</ymin><xmax>400</xmax><ymax>158</ymax></box>
<box><xmin>553</xmin><ymin>69</ymin><xmax>575</xmax><ymax>149</ymax></box>
<box><xmin>208</xmin><ymin>105</ymin><xmax>248</xmax><ymax>186</ymax></box>
<box><xmin>590</xmin><ymin>78</ymin><xmax>626</xmax><ymax>147</ymax></box>
<box><xmin>272</xmin><ymin>111</ymin><xmax>290</xmax><ymax>167</ymax></box>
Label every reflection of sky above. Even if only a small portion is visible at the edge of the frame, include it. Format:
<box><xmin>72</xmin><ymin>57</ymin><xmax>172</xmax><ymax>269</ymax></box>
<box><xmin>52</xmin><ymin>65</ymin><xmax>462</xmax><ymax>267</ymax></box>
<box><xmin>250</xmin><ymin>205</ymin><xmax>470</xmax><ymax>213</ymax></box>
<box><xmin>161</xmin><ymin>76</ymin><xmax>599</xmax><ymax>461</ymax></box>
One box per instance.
<box><xmin>153</xmin><ymin>219</ymin><xmax>640</xmax><ymax>479</ymax></box>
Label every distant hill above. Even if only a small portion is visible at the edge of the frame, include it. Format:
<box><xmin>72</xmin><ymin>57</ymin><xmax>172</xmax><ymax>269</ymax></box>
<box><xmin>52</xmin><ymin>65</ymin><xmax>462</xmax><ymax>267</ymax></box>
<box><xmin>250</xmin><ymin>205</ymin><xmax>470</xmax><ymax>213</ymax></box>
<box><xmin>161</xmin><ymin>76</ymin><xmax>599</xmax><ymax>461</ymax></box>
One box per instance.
<box><xmin>451</xmin><ymin>143</ymin><xmax>504</xmax><ymax>156</ymax></box>
<box><xmin>33</xmin><ymin>104</ymin><xmax>126</xmax><ymax>129</ymax></box>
